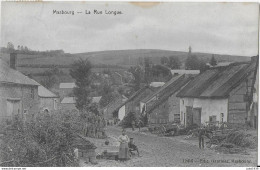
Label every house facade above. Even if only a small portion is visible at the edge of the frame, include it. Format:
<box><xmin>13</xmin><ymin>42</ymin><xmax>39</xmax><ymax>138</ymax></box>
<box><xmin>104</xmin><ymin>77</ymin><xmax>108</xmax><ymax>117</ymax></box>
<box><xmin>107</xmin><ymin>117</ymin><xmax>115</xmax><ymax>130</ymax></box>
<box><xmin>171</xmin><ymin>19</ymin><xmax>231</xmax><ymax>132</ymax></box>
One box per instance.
<box><xmin>103</xmin><ymin>94</ymin><xmax>127</xmax><ymax>124</ymax></box>
<box><xmin>111</xmin><ymin>86</ymin><xmax>154</xmax><ymax>122</ymax></box>
<box><xmin>145</xmin><ymin>75</ymin><xmax>194</xmax><ymax>124</ymax></box>
<box><xmin>177</xmin><ymin>58</ymin><xmax>257</xmax><ymax>127</ymax></box>
<box><xmin>59</xmin><ymin>82</ymin><xmax>76</xmax><ymax>98</ymax></box>
<box><xmin>0</xmin><ymin>56</ymin><xmax>40</xmax><ymax>123</ymax></box>
<box><xmin>38</xmin><ymin>85</ymin><xmax>60</xmax><ymax>112</ymax></box>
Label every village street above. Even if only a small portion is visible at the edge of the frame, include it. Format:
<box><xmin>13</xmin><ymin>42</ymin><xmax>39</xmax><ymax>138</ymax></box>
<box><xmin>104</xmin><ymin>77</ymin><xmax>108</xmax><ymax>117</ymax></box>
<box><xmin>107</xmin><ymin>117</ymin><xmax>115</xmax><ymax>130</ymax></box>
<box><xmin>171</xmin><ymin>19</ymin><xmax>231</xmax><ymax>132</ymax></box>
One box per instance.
<box><xmin>81</xmin><ymin>126</ymin><xmax>257</xmax><ymax>167</ymax></box>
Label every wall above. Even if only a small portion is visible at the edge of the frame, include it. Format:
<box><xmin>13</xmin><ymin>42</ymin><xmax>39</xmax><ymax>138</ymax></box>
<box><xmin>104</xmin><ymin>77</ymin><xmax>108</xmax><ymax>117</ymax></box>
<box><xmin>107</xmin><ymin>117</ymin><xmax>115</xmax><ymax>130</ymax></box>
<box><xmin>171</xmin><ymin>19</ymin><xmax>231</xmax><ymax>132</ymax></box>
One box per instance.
<box><xmin>0</xmin><ymin>83</ymin><xmax>39</xmax><ymax>122</ymax></box>
<box><xmin>103</xmin><ymin>96</ymin><xmax>123</xmax><ymax>120</ymax></box>
<box><xmin>60</xmin><ymin>103</ymin><xmax>77</xmax><ymax>112</ymax></box>
<box><xmin>39</xmin><ymin>97</ymin><xmax>60</xmax><ymax>112</ymax></box>
<box><xmin>168</xmin><ymin>93</ymin><xmax>180</xmax><ymax>122</ymax></box>
<box><xmin>180</xmin><ymin>97</ymin><xmax>228</xmax><ymax>126</ymax></box>
<box><xmin>228</xmin><ymin>71</ymin><xmax>255</xmax><ymax>124</ymax></box>
<box><xmin>149</xmin><ymin>93</ymin><xmax>180</xmax><ymax>124</ymax></box>
<box><xmin>118</xmin><ymin>105</ymin><xmax>125</xmax><ymax>120</ymax></box>
<box><xmin>125</xmin><ymin>88</ymin><xmax>153</xmax><ymax>116</ymax></box>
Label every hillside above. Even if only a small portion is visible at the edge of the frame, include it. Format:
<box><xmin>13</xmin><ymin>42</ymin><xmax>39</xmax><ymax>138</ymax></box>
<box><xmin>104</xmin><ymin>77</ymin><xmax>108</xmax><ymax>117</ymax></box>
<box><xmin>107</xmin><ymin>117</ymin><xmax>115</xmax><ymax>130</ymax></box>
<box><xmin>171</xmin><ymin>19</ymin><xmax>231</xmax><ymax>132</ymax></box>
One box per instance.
<box><xmin>1</xmin><ymin>49</ymin><xmax>251</xmax><ymax>68</ymax></box>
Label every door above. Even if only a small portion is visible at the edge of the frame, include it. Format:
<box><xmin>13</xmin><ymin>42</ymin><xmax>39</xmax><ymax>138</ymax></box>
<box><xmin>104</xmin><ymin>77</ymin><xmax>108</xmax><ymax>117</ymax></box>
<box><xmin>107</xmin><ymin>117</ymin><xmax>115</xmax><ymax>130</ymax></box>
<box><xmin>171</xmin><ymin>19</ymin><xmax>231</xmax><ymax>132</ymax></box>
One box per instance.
<box><xmin>7</xmin><ymin>100</ymin><xmax>21</xmax><ymax>119</ymax></box>
<box><xmin>186</xmin><ymin>106</ymin><xmax>193</xmax><ymax>127</ymax></box>
<box><xmin>193</xmin><ymin>108</ymin><xmax>201</xmax><ymax>126</ymax></box>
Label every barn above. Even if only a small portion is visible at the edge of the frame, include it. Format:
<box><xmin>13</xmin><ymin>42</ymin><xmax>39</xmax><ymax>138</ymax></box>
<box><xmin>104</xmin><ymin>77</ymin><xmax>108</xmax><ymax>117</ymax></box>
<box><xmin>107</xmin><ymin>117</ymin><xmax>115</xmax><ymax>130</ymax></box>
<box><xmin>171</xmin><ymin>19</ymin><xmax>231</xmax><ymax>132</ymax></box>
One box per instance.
<box><xmin>176</xmin><ymin>57</ymin><xmax>258</xmax><ymax>128</ymax></box>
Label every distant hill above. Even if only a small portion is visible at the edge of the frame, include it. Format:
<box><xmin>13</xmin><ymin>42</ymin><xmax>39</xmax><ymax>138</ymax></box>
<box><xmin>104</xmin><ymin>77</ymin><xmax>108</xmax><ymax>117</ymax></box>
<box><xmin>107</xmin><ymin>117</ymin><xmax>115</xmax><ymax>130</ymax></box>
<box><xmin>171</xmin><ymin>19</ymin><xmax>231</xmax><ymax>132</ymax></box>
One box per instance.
<box><xmin>0</xmin><ymin>49</ymin><xmax>251</xmax><ymax>67</ymax></box>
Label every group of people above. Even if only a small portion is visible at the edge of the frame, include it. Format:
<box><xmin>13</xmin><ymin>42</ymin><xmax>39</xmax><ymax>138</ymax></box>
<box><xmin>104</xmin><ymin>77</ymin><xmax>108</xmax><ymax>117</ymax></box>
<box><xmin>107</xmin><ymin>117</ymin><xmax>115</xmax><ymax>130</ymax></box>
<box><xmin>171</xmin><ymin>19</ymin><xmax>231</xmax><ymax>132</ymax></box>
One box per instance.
<box><xmin>118</xmin><ymin>129</ymin><xmax>140</xmax><ymax>161</ymax></box>
<box><xmin>131</xmin><ymin>119</ymin><xmax>143</xmax><ymax>132</ymax></box>
<box><xmin>84</xmin><ymin>114</ymin><xmax>107</xmax><ymax>138</ymax></box>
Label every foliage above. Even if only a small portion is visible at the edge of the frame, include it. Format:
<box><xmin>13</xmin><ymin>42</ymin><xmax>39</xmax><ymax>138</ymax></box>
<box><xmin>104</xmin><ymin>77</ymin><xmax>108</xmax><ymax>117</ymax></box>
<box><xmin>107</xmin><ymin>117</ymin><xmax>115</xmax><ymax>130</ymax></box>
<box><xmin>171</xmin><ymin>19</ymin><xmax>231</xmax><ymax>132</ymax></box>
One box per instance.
<box><xmin>70</xmin><ymin>58</ymin><xmax>92</xmax><ymax>111</ymax></box>
<box><xmin>0</xmin><ymin>112</ymin><xmax>79</xmax><ymax>167</ymax></box>
<box><xmin>144</xmin><ymin>57</ymin><xmax>151</xmax><ymax>84</ymax></box>
<box><xmin>119</xmin><ymin>112</ymin><xmax>137</xmax><ymax>128</ymax></box>
<box><xmin>210</xmin><ymin>55</ymin><xmax>217</xmax><ymax>66</ymax></box>
<box><xmin>185</xmin><ymin>55</ymin><xmax>207</xmax><ymax>71</ymax></box>
<box><xmin>160</xmin><ymin>56</ymin><xmax>169</xmax><ymax>65</ymax></box>
<box><xmin>168</xmin><ymin>56</ymin><xmax>181</xmax><ymax>69</ymax></box>
<box><xmin>150</xmin><ymin>65</ymin><xmax>172</xmax><ymax>78</ymax></box>
<box><xmin>99</xmin><ymin>83</ymin><xmax>114</xmax><ymax>108</ymax></box>
<box><xmin>128</xmin><ymin>66</ymin><xmax>143</xmax><ymax>91</ymax></box>
<box><xmin>224</xmin><ymin>130</ymin><xmax>257</xmax><ymax>149</ymax></box>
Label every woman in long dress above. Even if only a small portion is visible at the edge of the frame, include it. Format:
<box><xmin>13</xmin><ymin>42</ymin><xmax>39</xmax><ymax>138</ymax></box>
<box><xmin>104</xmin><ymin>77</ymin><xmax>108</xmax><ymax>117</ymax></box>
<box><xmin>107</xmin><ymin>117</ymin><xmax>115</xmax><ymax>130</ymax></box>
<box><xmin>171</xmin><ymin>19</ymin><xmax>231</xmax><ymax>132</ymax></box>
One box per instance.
<box><xmin>118</xmin><ymin>129</ymin><xmax>130</xmax><ymax>161</ymax></box>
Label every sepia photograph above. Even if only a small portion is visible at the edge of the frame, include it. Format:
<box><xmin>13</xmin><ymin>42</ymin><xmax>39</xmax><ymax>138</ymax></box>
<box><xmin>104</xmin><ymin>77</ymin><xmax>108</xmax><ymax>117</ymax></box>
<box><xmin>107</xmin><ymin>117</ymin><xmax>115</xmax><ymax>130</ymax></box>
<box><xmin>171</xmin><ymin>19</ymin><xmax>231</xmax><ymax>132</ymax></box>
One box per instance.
<box><xmin>0</xmin><ymin>1</ymin><xmax>259</xmax><ymax>168</ymax></box>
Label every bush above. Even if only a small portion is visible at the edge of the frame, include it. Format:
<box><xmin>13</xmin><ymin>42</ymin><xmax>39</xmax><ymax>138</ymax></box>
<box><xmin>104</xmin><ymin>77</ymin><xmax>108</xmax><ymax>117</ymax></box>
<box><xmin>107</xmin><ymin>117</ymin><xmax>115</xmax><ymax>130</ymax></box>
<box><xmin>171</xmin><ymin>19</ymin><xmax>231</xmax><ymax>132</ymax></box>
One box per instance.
<box><xmin>119</xmin><ymin>112</ymin><xmax>137</xmax><ymax>128</ymax></box>
<box><xmin>0</xmin><ymin>111</ymin><xmax>79</xmax><ymax>167</ymax></box>
<box><xmin>224</xmin><ymin>130</ymin><xmax>257</xmax><ymax>149</ymax></box>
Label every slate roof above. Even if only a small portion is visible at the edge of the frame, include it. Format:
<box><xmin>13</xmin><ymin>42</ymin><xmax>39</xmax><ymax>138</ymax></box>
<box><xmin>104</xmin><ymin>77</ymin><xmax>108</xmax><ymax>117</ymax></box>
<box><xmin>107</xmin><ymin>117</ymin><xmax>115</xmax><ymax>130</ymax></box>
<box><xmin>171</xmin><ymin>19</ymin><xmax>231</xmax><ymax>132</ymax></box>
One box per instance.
<box><xmin>171</xmin><ymin>70</ymin><xmax>200</xmax><ymax>75</ymax></box>
<box><xmin>176</xmin><ymin>61</ymin><xmax>257</xmax><ymax>98</ymax></box>
<box><xmin>61</xmin><ymin>97</ymin><xmax>76</xmax><ymax>104</ymax></box>
<box><xmin>59</xmin><ymin>82</ymin><xmax>76</xmax><ymax>89</ymax></box>
<box><xmin>61</xmin><ymin>96</ymin><xmax>102</xmax><ymax>104</ymax></box>
<box><xmin>38</xmin><ymin>85</ymin><xmax>59</xmax><ymax>98</ymax></box>
<box><xmin>113</xmin><ymin>86</ymin><xmax>154</xmax><ymax>111</ymax></box>
<box><xmin>92</xmin><ymin>96</ymin><xmax>102</xmax><ymax>103</ymax></box>
<box><xmin>150</xmin><ymin>82</ymin><xmax>165</xmax><ymax>87</ymax></box>
<box><xmin>0</xmin><ymin>59</ymin><xmax>40</xmax><ymax>86</ymax></box>
<box><xmin>147</xmin><ymin>75</ymin><xmax>194</xmax><ymax>113</ymax></box>
<box><xmin>141</xmin><ymin>75</ymin><xmax>183</xmax><ymax>103</ymax></box>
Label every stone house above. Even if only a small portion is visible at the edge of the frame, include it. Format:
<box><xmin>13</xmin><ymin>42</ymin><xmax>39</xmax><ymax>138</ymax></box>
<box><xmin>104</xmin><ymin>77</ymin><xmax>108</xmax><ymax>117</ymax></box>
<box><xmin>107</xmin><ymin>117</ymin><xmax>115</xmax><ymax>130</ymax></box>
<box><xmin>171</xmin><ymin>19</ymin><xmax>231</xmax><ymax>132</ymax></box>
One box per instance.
<box><xmin>59</xmin><ymin>82</ymin><xmax>76</xmax><ymax>98</ymax></box>
<box><xmin>176</xmin><ymin>57</ymin><xmax>258</xmax><ymax>127</ymax></box>
<box><xmin>38</xmin><ymin>85</ymin><xmax>60</xmax><ymax>113</ymax></box>
<box><xmin>102</xmin><ymin>94</ymin><xmax>127</xmax><ymax>124</ymax></box>
<box><xmin>61</xmin><ymin>96</ymin><xmax>102</xmax><ymax>112</ymax></box>
<box><xmin>145</xmin><ymin>75</ymin><xmax>194</xmax><ymax>124</ymax></box>
<box><xmin>0</xmin><ymin>55</ymin><xmax>40</xmax><ymax>123</ymax></box>
<box><xmin>60</xmin><ymin>97</ymin><xmax>77</xmax><ymax>111</ymax></box>
<box><xmin>115</xmin><ymin>86</ymin><xmax>154</xmax><ymax>121</ymax></box>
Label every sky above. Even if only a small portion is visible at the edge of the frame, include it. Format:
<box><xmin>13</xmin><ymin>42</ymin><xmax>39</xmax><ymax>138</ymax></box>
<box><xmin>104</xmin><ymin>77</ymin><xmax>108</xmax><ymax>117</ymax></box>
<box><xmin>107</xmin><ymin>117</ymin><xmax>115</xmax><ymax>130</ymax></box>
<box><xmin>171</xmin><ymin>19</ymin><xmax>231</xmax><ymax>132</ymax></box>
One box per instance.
<box><xmin>1</xmin><ymin>2</ymin><xmax>259</xmax><ymax>56</ymax></box>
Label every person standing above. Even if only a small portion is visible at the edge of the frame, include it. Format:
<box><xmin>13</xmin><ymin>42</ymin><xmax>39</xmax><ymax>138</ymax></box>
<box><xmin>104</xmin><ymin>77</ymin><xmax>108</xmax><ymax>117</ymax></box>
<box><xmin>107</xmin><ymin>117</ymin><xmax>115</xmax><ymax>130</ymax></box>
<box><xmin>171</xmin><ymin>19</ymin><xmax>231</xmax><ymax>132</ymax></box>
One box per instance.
<box><xmin>137</xmin><ymin>120</ymin><xmax>143</xmax><ymax>132</ymax></box>
<box><xmin>131</xmin><ymin>120</ymin><xmax>135</xmax><ymax>131</ymax></box>
<box><xmin>198</xmin><ymin>126</ymin><xmax>206</xmax><ymax>149</ymax></box>
<box><xmin>118</xmin><ymin>129</ymin><xmax>130</xmax><ymax>161</ymax></box>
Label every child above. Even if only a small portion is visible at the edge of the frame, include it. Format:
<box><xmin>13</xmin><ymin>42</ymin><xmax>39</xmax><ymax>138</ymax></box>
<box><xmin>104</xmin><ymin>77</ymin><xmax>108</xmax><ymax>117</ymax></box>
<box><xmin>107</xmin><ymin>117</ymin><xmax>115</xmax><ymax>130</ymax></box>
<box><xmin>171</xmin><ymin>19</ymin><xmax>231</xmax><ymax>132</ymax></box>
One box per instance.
<box><xmin>128</xmin><ymin>138</ymin><xmax>140</xmax><ymax>157</ymax></box>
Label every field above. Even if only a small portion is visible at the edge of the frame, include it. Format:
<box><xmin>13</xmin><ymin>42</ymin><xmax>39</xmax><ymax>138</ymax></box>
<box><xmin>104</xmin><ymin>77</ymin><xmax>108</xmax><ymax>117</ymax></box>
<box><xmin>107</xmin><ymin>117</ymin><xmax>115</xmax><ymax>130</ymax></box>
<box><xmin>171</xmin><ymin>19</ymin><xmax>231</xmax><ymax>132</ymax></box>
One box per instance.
<box><xmin>1</xmin><ymin>49</ymin><xmax>251</xmax><ymax>67</ymax></box>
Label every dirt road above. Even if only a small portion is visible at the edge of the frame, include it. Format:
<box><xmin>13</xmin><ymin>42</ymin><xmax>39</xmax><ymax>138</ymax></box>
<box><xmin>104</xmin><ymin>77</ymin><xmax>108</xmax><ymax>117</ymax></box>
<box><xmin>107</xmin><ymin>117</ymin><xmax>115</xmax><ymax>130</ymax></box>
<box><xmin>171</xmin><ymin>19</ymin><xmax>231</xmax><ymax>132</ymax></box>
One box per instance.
<box><xmin>81</xmin><ymin>126</ymin><xmax>257</xmax><ymax>167</ymax></box>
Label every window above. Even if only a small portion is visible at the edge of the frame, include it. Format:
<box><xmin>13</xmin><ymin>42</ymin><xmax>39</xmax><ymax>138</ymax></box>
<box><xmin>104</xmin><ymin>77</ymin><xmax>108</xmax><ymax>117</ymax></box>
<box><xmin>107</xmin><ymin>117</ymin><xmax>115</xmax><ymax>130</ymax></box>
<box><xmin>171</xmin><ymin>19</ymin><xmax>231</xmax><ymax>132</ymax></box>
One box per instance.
<box><xmin>182</xmin><ymin>100</ymin><xmax>184</xmax><ymax>105</ymax></box>
<box><xmin>220</xmin><ymin>113</ymin><xmax>224</xmax><ymax>123</ymax></box>
<box><xmin>209</xmin><ymin>116</ymin><xmax>216</xmax><ymax>122</ymax></box>
<box><xmin>31</xmin><ymin>88</ymin><xmax>34</xmax><ymax>99</ymax></box>
<box><xmin>174</xmin><ymin>114</ymin><xmax>180</xmax><ymax>122</ymax></box>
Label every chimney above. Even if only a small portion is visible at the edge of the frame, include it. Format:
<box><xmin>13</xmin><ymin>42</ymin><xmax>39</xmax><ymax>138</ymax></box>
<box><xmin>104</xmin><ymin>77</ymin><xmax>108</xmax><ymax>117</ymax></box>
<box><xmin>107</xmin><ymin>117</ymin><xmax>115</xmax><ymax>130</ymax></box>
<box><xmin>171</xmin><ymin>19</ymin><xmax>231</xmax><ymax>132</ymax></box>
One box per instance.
<box><xmin>10</xmin><ymin>53</ymin><xmax>17</xmax><ymax>69</ymax></box>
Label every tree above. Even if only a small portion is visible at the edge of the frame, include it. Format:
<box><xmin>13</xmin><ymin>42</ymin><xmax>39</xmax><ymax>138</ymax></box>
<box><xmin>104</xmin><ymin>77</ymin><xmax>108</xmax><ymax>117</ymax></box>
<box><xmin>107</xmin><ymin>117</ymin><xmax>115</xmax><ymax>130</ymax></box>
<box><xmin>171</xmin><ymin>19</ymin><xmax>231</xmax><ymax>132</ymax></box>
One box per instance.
<box><xmin>210</xmin><ymin>54</ymin><xmax>217</xmax><ymax>66</ymax></box>
<box><xmin>99</xmin><ymin>82</ymin><xmax>114</xmax><ymax>108</ymax></box>
<box><xmin>70</xmin><ymin>58</ymin><xmax>92</xmax><ymax>111</ymax></box>
<box><xmin>185</xmin><ymin>55</ymin><xmax>201</xmax><ymax>70</ymax></box>
<box><xmin>160</xmin><ymin>56</ymin><xmax>169</xmax><ymax>65</ymax></box>
<box><xmin>151</xmin><ymin>65</ymin><xmax>171</xmax><ymax>80</ymax></box>
<box><xmin>24</xmin><ymin>46</ymin><xmax>29</xmax><ymax>52</ymax></box>
<box><xmin>168</xmin><ymin>56</ymin><xmax>181</xmax><ymax>69</ymax></box>
<box><xmin>144</xmin><ymin>57</ymin><xmax>151</xmax><ymax>84</ymax></box>
<box><xmin>129</xmin><ymin>66</ymin><xmax>143</xmax><ymax>91</ymax></box>
<box><xmin>7</xmin><ymin>42</ymin><xmax>14</xmax><ymax>52</ymax></box>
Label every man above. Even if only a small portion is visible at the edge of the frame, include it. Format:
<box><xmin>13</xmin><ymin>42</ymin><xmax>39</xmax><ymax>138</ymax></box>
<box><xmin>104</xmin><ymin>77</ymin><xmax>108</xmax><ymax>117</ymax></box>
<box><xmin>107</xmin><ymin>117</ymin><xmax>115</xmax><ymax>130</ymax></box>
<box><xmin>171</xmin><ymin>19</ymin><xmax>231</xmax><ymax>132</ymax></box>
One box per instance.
<box><xmin>198</xmin><ymin>126</ymin><xmax>206</xmax><ymax>149</ymax></box>
<box><xmin>137</xmin><ymin>120</ymin><xmax>143</xmax><ymax>132</ymax></box>
<box><xmin>131</xmin><ymin>120</ymin><xmax>135</xmax><ymax>131</ymax></box>
<box><xmin>128</xmin><ymin>138</ymin><xmax>140</xmax><ymax>157</ymax></box>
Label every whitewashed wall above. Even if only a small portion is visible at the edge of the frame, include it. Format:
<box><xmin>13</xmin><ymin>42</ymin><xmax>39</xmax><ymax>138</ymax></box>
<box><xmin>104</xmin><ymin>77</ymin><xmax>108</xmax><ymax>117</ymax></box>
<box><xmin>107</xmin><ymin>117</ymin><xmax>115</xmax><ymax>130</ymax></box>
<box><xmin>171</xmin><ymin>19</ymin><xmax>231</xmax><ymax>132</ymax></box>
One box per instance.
<box><xmin>180</xmin><ymin>97</ymin><xmax>228</xmax><ymax>126</ymax></box>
